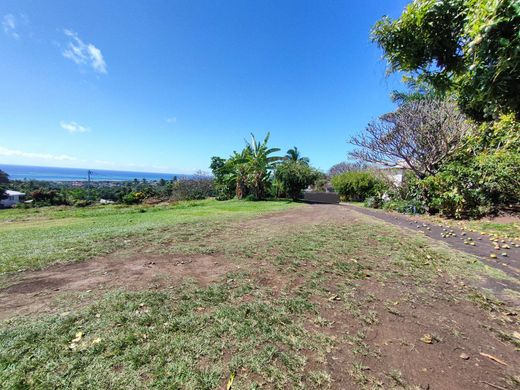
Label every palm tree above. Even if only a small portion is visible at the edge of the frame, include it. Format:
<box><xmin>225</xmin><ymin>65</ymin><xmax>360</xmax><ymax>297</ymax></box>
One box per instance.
<box><xmin>285</xmin><ymin>147</ymin><xmax>310</xmax><ymax>164</ymax></box>
<box><xmin>244</xmin><ymin>133</ymin><xmax>281</xmax><ymax>199</ymax></box>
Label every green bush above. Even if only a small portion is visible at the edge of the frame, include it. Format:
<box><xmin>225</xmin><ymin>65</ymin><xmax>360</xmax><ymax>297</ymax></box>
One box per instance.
<box><xmin>274</xmin><ymin>161</ymin><xmax>321</xmax><ymax>200</ymax></box>
<box><xmin>382</xmin><ymin>199</ymin><xmax>424</xmax><ymax>214</ymax></box>
<box><xmin>422</xmin><ymin>151</ymin><xmax>520</xmax><ymax>218</ymax></box>
<box><xmin>73</xmin><ymin>199</ymin><xmax>92</xmax><ymax>208</ymax></box>
<box><xmin>122</xmin><ymin>191</ymin><xmax>146</xmax><ymax>205</ymax></box>
<box><xmin>29</xmin><ymin>189</ymin><xmax>68</xmax><ymax>206</ymax></box>
<box><xmin>364</xmin><ymin>196</ymin><xmax>383</xmax><ymax>209</ymax></box>
<box><xmin>331</xmin><ymin>171</ymin><xmax>387</xmax><ymax>202</ymax></box>
<box><xmin>170</xmin><ymin>179</ymin><xmax>214</xmax><ymax>201</ymax></box>
<box><xmin>420</xmin><ymin>115</ymin><xmax>520</xmax><ymax>218</ymax></box>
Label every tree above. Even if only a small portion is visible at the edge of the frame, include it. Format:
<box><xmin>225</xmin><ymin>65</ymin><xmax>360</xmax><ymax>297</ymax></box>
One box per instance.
<box><xmin>0</xmin><ymin>169</ymin><xmax>9</xmax><ymax>199</ymax></box>
<box><xmin>372</xmin><ymin>0</ymin><xmax>520</xmax><ymax>121</ymax></box>
<box><xmin>349</xmin><ymin>99</ymin><xmax>471</xmax><ymax>178</ymax></box>
<box><xmin>244</xmin><ymin>133</ymin><xmax>281</xmax><ymax>200</ymax></box>
<box><xmin>328</xmin><ymin>162</ymin><xmax>368</xmax><ymax>177</ymax></box>
<box><xmin>229</xmin><ymin>150</ymin><xmax>250</xmax><ymax>199</ymax></box>
<box><xmin>210</xmin><ymin>152</ymin><xmax>248</xmax><ymax>200</ymax></box>
<box><xmin>331</xmin><ymin>171</ymin><xmax>388</xmax><ymax>202</ymax></box>
<box><xmin>275</xmin><ymin>160</ymin><xmax>320</xmax><ymax>200</ymax></box>
<box><xmin>285</xmin><ymin>147</ymin><xmax>310</xmax><ymax>164</ymax></box>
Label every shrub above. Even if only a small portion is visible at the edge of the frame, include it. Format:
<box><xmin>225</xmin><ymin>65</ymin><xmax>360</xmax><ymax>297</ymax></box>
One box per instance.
<box><xmin>29</xmin><ymin>189</ymin><xmax>68</xmax><ymax>206</ymax></box>
<box><xmin>331</xmin><ymin>171</ymin><xmax>387</xmax><ymax>201</ymax></box>
<box><xmin>74</xmin><ymin>199</ymin><xmax>92</xmax><ymax>207</ymax></box>
<box><xmin>420</xmin><ymin>115</ymin><xmax>520</xmax><ymax>218</ymax></box>
<box><xmin>274</xmin><ymin>161</ymin><xmax>321</xmax><ymax>200</ymax></box>
<box><xmin>122</xmin><ymin>191</ymin><xmax>146</xmax><ymax>205</ymax></box>
<box><xmin>170</xmin><ymin>179</ymin><xmax>214</xmax><ymax>201</ymax></box>
<box><xmin>382</xmin><ymin>199</ymin><xmax>424</xmax><ymax>214</ymax></box>
<box><xmin>364</xmin><ymin>196</ymin><xmax>383</xmax><ymax>209</ymax></box>
<box><xmin>421</xmin><ymin>151</ymin><xmax>520</xmax><ymax>218</ymax></box>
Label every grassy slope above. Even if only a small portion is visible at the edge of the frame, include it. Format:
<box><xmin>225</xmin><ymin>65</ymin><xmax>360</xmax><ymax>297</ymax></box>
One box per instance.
<box><xmin>1</xmin><ymin>202</ymin><xmax>518</xmax><ymax>388</ymax></box>
<box><xmin>0</xmin><ymin>199</ymin><xmax>298</xmax><ymax>273</ymax></box>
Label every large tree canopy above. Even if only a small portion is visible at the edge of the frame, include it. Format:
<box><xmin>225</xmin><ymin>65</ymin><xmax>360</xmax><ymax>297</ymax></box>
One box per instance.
<box><xmin>372</xmin><ymin>0</ymin><xmax>520</xmax><ymax>121</ymax></box>
<box><xmin>349</xmin><ymin>99</ymin><xmax>471</xmax><ymax>178</ymax></box>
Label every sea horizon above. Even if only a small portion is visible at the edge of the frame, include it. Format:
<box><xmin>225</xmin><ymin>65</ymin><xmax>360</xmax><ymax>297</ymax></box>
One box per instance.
<box><xmin>0</xmin><ymin>164</ymin><xmax>193</xmax><ymax>182</ymax></box>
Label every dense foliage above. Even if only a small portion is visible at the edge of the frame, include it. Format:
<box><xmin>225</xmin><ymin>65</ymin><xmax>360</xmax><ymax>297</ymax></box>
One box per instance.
<box><xmin>212</xmin><ymin>134</ymin><xmax>321</xmax><ymax>201</ymax></box>
<box><xmin>0</xmin><ymin>169</ymin><xmax>8</xmax><ymax>199</ymax></box>
<box><xmin>355</xmin><ymin>0</ymin><xmax>520</xmax><ymax>218</ymax></box>
<box><xmin>6</xmin><ymin>177</ymin><xmax>214</xmax><ymax>208</ymax></box>
<box><xmin>328</xmin><ymin>162</ymin><xmax>368</xmax><ymax>177</ymax></box>
<box><xmin>372</xmin><ymin>0</ymin><xmax>520</xmax><ymax>121</ymax></box>
<box><xmin>420</xmin><ymin>114</ymin><xmax>520</xmax><ymax>217</ymax></box>
<box><xmin>210</xmin><ymin>134</ymin><xmax>281</xmax><ymax>200</ymax></box>
<box><xmin>350</xmin><ymin>99</ymin><xmax>470</xmax><ymax>178</ymax></box>
<box><xmin>274</xmin><ymin>160</ymin><xmax>321</xmax><ymax>200</ymax></box>
<box><xmin>331</xmin><ymin>171</ymin><xmax>387</xmax><ymax>202</ymax></box>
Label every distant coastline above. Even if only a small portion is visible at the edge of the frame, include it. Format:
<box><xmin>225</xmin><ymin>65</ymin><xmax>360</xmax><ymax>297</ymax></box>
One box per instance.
<box><xmin>0</xmin><ymin>164</ymin><xmax>191</xmax><ymax>182</ymax></box>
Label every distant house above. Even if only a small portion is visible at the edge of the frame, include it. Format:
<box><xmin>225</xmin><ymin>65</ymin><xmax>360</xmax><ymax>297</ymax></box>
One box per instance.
<box><xmin>381</xmin><ymin>161</ymin><xmax>410</xmax><ymax>187</ymax></box>
<box><xmin>1</xmin><ymin>190</ymin><xmax>26</xmax><ymax>208</ymax></box>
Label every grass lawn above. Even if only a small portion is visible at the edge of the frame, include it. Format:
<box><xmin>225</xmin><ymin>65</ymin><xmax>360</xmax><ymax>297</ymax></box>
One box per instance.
<box><xmin>0</xmin><ymin>201</ymin><xmax>519</xmax><ymax>389</ymax></box>
<box><xmin>462</xmin><ymin>220</ymin><xmax>520</xmax><ymax>239</ymax></box>
<box><xmin>0</xmin><ymin>199</ymin><xmax>298</xmax><ymax>274</ymax></box>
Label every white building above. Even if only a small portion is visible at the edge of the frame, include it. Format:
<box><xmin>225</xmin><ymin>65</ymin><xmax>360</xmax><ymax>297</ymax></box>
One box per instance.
<box><xmin>1</xmin><ymin>190</ymin><xmax>26</xmax><ymax>208</ymax></box>
<box><xmin>381</xmin><ymin>161</ymin><xmax>410</xmax><ymax>187</ymax></box>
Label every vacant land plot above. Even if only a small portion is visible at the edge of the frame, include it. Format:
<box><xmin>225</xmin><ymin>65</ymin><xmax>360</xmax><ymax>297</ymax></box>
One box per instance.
<box><xmin>1</xmin><ymin>201</ymin><xmax>519</xmax><ymax>389</ymax></box>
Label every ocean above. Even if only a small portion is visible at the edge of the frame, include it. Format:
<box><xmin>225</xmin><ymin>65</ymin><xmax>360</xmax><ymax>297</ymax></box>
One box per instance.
<box><xmin>0</xmin><ymin>164</ymin><xmax>190</xmax><ymax>182</ymax></box>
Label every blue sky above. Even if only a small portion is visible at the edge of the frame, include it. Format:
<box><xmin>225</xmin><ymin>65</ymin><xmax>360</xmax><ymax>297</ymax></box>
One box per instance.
<box><xmin>0</xmin><ymin>0</ymin><xmax>408</xmax><ymax>174</ymax></box>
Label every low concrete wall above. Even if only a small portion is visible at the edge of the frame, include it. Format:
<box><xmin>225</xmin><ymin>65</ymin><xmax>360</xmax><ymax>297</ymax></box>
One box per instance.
<box><xmin>302</xmin><ymin>192</ymin><xmax>340</xmax><ymax>204</ymax></box>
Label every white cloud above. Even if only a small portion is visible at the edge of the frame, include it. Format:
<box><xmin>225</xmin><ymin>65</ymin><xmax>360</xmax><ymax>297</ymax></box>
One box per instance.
<box><xmin>2</xmin><ymin>14</ymin><xmax>19</xmax><ymax>39</ymax></box>
<box><xmin>62</xmin><ymin>29</ymin><xmax>107</xmax><ymax>74</ymax></box>
<box><xmin>166</xmin><ymin>117</ymin><xmax>177</xmax><ymax>124</ymax></box>
<box><xmin>60</xmin><ymin>120</ymin><xmax>90</xmax><ymax>134</ymax></box>
<box><xmin>0</xmin><ymin>146</ymin><xmax>77</xmax><ymax>161</ymax></box>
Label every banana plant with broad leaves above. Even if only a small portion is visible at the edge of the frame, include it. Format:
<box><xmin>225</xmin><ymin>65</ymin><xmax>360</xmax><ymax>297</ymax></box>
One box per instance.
<box><xmin>244</xmin><ymin>133</ymin><xmax>282</xmax><ymax>200</ymax></box>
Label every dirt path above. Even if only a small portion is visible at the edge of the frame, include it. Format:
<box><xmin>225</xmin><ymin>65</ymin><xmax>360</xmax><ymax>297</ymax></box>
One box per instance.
<box><xmin>341</xmin><ymin>203</ymin><xmax>520</xmax><ymax>282</ymax></box>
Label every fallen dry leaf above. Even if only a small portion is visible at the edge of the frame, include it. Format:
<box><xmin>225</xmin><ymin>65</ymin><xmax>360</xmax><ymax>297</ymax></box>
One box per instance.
<box><xmin>72</xmin><ymin>332</ymin><xmax>83</xmax><ymax>343</ymax></box>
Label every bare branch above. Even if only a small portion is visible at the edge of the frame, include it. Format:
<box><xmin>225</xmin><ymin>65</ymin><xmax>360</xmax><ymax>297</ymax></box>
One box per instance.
<box><xmin>349</xmin><ymin>99</ymin><xmax>471</xmax><ymax>178</ymax></box>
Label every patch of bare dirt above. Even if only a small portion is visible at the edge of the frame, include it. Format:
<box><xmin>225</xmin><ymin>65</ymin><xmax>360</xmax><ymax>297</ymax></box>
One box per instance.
<box><xmin>239</xmin><ymin>203</ymin><xmax>357</xmax><ymax>228</ymax></box>
<box><xmin>310</xmin><ymin>279</ymin><xmax>520</xmax><ymax>389</ymax></box>
<box><xmin>486</xmin><ymin>215</ymin><xmax>520</xmax><ymax>225</ymax></box>
<box><xmin>0</xmin><ymin>251</ymin><xmax>236</xmax><ymax>321</ymax></box>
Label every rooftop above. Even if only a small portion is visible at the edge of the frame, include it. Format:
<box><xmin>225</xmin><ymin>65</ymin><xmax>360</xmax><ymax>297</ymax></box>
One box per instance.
<box><xmin>5</xmin><ymin>190</ymin><xmax>25</xmax><ymax>196</ymax></box>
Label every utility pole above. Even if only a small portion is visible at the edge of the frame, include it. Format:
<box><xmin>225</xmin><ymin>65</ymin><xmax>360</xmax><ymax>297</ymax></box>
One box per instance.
<box><xmin>87</xmin><ymin>170</ymin><xmax>93</xmax><ymax>201</ymax></box>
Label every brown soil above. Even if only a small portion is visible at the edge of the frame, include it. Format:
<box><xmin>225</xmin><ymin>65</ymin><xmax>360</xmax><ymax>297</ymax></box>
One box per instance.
<box><xmin>322</xmin><ymin>280</ymin><xmax>519</xmax><ymax>389</ymax></box>
<box><xmin>1</xmin><ymin>204</ymin><xmax>519</xmax><ymax>389</ymax></box>
<box><xmin>486</xmin><ymin>215</ymin><xmax>520</xmax><ymax>225</ymax></box>
<box><xmin>0</xmin><ymin>252</ymin><xmax>236</xmax><ymax>320</ymax></box>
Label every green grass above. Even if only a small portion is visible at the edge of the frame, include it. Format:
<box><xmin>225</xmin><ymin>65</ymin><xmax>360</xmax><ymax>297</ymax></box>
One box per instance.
<box><xmin>1</xmin><ymin>201</ymin><xmax>518</xmax><ymax>388</ymax></box>
<box><xmin>0</xmin><ymin>278</ymin><xmax>332</xmax><ymax>389</ymax></box>
<box><xmin>0</xmin><ymin>199</ymin><xmax>298</xmax><ymax>273</ymax></box>
<box><xmin>464</xmin><ymin>220</ymin><xmax>520</xmax><ymax>239</ymax></box>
